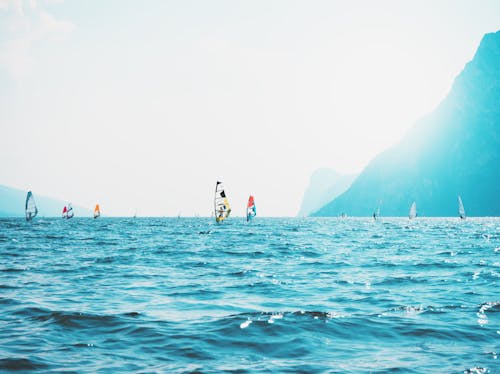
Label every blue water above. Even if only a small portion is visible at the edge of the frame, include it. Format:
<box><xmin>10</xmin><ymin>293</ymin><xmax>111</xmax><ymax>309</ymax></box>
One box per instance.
<box><xmin>0</xmin><ymin>217</ymin><xmax>499</xmax><ymax>373</ymax></box>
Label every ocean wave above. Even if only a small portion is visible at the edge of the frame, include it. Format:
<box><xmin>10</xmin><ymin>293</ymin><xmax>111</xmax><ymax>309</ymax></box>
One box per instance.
<box><xmin>0</xmin><ymin>358</ymin><xmax>48</xmax><ymax>371</ymax></box>
<box><xmin>1</xmin><ymin>217</ymin><xmax>498</xmax><ymax>372</ymax></box>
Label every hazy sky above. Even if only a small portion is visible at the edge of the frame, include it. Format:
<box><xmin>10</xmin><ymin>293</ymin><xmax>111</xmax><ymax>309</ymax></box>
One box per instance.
<box><xmin>1</xmin><ymin>0</ymin><xmax>500</xmax><ymax>216</ymax></box>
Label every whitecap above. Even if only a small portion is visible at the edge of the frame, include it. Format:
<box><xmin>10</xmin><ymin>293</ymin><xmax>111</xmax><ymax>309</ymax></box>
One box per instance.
<box><xmin>464</xmin><ymin>367</ymin><xmax>488</xmax><ymax>374</ymax></box>
<box><xmin>477</xmin><ymin>301</ymin><xmax>499</xmax><ymax>326</ymax></box>
<box><xmin>270</xmin><ymin>312</ymin><xmax>283</xmax><ymax>323</ymax></box>
<box><xmin>240</xmin><ymin>320</ymin><xmax>252</xmax><ymax>329</ymax></box>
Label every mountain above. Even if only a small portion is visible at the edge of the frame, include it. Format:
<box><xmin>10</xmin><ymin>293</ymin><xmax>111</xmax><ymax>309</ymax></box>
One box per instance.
<box><xmin>313</xmin><ymin>30</ymin><xmax>500</xmax><ymax>217</ymax></box>
<box><xmin>298</xmin><ymin>169</ymin><xmax>357</xmax><ymax>216</ymax></box>
<box><xmin>0</xmin><ymin>185</ymin><xmax>92</xmax><ymax>217</ymax></box>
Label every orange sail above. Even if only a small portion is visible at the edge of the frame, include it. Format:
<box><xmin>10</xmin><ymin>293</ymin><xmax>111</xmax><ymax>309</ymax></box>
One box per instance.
<box><xmin>94</xmin><ymin>204</ymin><xmax>101</xmax><ymax>218</ymax></box>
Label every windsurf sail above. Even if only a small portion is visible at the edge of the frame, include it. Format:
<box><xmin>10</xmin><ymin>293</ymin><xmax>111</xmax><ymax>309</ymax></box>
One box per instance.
<box><xmin>67</xmin><ymin>203</ymin><xmax>74</xmax><ymax>219</ymax></box>
<box><xmin>215</xmin><ymin>181</ymin><xmax>231</xmax><ymax>223</ymax></box>
<box><xmin>458</xmin><ymin>195</ymin><xmax>466</xmax><ymax>220</ymax></box>
<box><xmin>62</xmin><ymin>206</ymin><xmax>68</xmax><ymax>218</ymax></box>
<box><xmin>409</xmin><ymin>201</ymin><xmax>417</xmax><ymax>220</ymax></box>
<box><xmin>246</xmin><ymin>195</ymin><xmax>256</xmax><ymax>222</ymax></box>
<box><xmin>25</xmin><ymin>191</ymin><xmax>38</xmax><ymax>221</ymax></box>
<box><xmin>94</xmin><ymin>204</ymin><xmax>100</xmax><ymax>219</ymax></box>
<box><xmin>373</xmin><ymin>206</ymin><xmax>380</xmax><ymax>221</ymax></box>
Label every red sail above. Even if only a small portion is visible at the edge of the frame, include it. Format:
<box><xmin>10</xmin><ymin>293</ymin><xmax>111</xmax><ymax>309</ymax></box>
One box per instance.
<box><xmin>247</xmin><ymin>196</ymin><xmax>254</xmax><ymax>208</ymax></box>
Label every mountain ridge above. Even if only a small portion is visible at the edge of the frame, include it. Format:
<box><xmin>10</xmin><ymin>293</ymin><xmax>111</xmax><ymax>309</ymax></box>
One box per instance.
<box><xmin>298</xmin><ymin>169</ymin><xmax>357</xmax><ymax>216</ymax></box>
<box><xmin>313</xmin><ymin>30</ymin><xmax>500</xmax><ymax>217</ymax></box>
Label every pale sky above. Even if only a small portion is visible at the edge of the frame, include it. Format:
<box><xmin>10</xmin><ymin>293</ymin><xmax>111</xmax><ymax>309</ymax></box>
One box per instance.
<box><xmin>1</xmin><ymin>0</ymin><xmax>500</xmax><ymax>216</ymax></box>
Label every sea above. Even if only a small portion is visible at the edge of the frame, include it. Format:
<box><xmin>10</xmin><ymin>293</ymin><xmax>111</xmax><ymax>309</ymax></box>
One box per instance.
<box><xmin>0</xmin><ymin>217</ymin><xmax>499</xmax><ymax>373</ymax></box>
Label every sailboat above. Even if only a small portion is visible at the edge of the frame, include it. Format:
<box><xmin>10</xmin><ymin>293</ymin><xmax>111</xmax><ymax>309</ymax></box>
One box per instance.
<box><xmin>94</xmin><ymin>204</ymin><xmax>101</xmax><ymax>219</ymax></box>
<box><xmin>62</xmin><ymin>206</ymin><xmax>67</xmax><ymax>218</ymax></box>
<box><xmin>25</xmin><ymin>191</ymin><xmax>38</xmax><ymax>221</ymax></box>
<box><xmin>458</xmin><ymin>195</ymin><xmax>466</xmax><ymax>220</ymax></box>
<box><xmin>214</xmin><ymin>181</ymin><xmax>231</xmax><ymax>223</ymax></box>
<box><xmin>246</xmin><ymin>195</ymin><xmax>256</xmax><ymax>222</ymax></box>
<box><xmin>409</xmin><ymin>201</ymin><xmax>417</xmax><ymax>220</ymax></box>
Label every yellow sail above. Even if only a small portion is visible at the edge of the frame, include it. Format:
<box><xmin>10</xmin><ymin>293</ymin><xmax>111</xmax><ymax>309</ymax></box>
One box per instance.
<box><xmin>215</xmin><ymin>181</ymin><xmax>231</xmax><ymax>223</ymax></box>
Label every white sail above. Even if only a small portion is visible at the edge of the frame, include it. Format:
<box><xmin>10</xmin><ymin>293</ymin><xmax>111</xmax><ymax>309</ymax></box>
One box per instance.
<box><xmin>409</xmin><ymin>201</ymin><xmax>417</xmax><ymax>220</ymax></box>
<box><xmin>67</xmin><ymin>203</ymin><xmax>74</xmax><ymax>219</ymax></box>
<box><xmin>25</xmin><ymin>191</ymin><xmax>38</xmax><ymax>221</ymax></box>
<box><xmin>458</xmin><ymin>196</ymin><xmax>466</xmax><ymax>220</ymax></box>
<box><xmin>215</xmin><ymin>181</ymin><xmax>231</xmax><ymax>223</ymax></box>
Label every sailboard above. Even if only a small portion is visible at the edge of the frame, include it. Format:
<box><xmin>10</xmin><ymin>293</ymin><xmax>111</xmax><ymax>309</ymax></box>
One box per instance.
<box><xmin>214</xmin><ymin>181</ymin><xmax>231</xmax><ymax>223</ymax></box>
<box><xmin>246</xmin><ymin>195</ymin><xmax>256</xmax><ymax>222</ymax></box>
<box><xmin>94</xmin><ymin>204</ymin><xmax>101</xmax><ymax>219</ymax></box>
<box><xmin>458</xmin><ymin>195</ymin><xmax>466</xmax><ymax>220</ymax></box>
<box><xmin>25</xmin><ymin>191</ymin><xmax>38</xmax><ymax>221</ymax></box>
<box><xmin>63</xmin><ymin>203</ymin><xmax>74</xmax><ymax>219</ymax></box>
<box><xmin>409</xmin><ymin>201</ymin><xmax>417</xmax><ymax>220</ymax></box>
<box><xmin>373</xmin><ymin>206</ymin><xmax>380</xmax><ymax>221</ymax></box>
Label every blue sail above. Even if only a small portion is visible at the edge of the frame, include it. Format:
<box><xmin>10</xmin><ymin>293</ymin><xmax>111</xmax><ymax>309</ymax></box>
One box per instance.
<box><xmin>246</xmin><ymin>195</ymin><xmax>256</xmax><ymax>222</ymax></box>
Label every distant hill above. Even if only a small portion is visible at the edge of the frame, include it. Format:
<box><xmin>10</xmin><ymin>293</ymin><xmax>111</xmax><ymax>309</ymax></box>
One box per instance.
<box><xmin>313</xmin><ymin>30</ymin><xmax>500</xmax><ymax>217</ymax></box>
<box><xmin>0</xmin><ymin>185</ymin><xmax>92</xmax><ymax>217</ymax></box>
<box><xmin>298</xmin><ymin>169</ymin><xmax>357</xmax><ymax>216</ymax></box>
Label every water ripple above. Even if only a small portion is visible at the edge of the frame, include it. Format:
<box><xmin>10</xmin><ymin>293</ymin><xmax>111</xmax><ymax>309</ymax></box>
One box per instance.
<box><xmin>0</xmin><ymin>217</ymin><xmax>498</xmax><ymax>372</ymax></box>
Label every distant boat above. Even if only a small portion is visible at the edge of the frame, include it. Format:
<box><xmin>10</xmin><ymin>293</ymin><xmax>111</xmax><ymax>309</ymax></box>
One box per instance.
<box><xmin>25</xmin><ymin>191</ymin><xmax>38</xmax><ymax>221</ymax></box>
<box><xmin>246</xmin><ymin>195</ymin><xmax>256</xmax><ymax>222</ymax></box>
<box><xmin>409</xmin><ymin>201</ymin><xmax>417</xmax><ymax>220</ymax></box>
<box><xmin>458</xmin><ymin>195</ymin><xmax>466</xmax><ymax>220</ymax></box>
<box><xmin>94</xmin><ymin>204</ymin><xmax>101</xmax><ymax>219</ymax></box>
<box><xmin>215</xmin><ymin>181</ymin><xmax>231</xmax><ymax>223</ymax></box>
<box><xmin>133</xmin><ymin>209</ymin><xmax>137</xmax><ymax>219</ymax></box>
<box><xmin>373</xmin><ymin>206</ymin><xmax>380</xmax><ymax>221</ymax></box>
<box><xmin>62</xmin><ymin>203</ymin><xmax>74</xmax><ymax>219</ymax></box>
